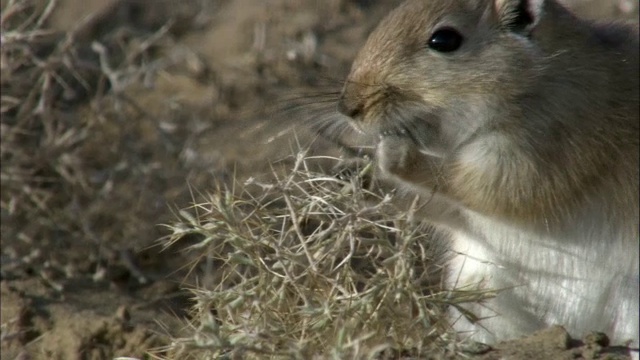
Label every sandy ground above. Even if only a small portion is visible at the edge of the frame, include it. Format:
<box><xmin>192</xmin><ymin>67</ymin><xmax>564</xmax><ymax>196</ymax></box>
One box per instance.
<box><xmin>1</xmin><ymin>0</ymin><xmax>637</xmax><ymax>359</ymax></box>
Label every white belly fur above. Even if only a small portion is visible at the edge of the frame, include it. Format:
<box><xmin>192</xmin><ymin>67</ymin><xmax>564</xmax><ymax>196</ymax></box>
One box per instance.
<box><xmin>446</xmin><ymin>210</ymin><xmax>639</xmax><ymax>347</ymax></box>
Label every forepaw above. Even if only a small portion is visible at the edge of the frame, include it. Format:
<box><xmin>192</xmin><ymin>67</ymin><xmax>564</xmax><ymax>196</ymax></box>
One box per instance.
<box><xmin>376</xmin><ymin>134</ymin><xmax>421</xmax><ymax>179</ymax></box>
<box><xmin>332</xmin><ymin>156</ymin><xmax>374</xmax><ymax>190</ymax></box>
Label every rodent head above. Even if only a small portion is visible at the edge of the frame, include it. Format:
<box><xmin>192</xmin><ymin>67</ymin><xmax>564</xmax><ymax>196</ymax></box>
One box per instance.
<box><xmin>338</xmin><ymin>0</ymin><xmax>553</xmax><ymax>155</ymax></box>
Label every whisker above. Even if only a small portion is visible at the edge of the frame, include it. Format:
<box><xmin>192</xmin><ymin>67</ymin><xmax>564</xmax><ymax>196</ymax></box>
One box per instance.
<box><xmin>278</xmin><ymin>91</ymin><xmax>341</xmax><ymax>102</ymax></box>
<box><xmin>342</xmin><ymin>77</ymin><xmax>384</xmax><ymax>89</ymax></box>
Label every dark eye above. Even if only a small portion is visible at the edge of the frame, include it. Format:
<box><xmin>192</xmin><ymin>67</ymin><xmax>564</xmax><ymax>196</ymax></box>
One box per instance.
<box><xmin>428</xmin><ymin>28</ymin><xmax>464</xmax><ymax>53</ymax></box>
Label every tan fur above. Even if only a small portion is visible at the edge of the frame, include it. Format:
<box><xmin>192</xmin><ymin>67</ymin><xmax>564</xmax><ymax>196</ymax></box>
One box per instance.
<box><xmin>338</xmin><ymin>0</ymin><xmax>639</xmax><ymax>349</ymax></box>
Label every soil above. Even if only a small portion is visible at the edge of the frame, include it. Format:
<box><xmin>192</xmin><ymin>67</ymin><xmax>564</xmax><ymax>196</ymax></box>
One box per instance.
<box><xmin>1</xmin><ymin>0</ymin><xmax>638</xmax><ymax>359</ymax></box>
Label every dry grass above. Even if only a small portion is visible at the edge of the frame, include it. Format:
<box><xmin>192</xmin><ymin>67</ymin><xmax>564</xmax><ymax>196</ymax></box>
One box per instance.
<box><xmin>159</xmin><ymin>153</ymin><xmax>494</xmax><ymax>360</ymax></box>
<box><xmin>1</xmin><ymin>2</ymin><xmax>494</xmax><ymax>359</ymax></box>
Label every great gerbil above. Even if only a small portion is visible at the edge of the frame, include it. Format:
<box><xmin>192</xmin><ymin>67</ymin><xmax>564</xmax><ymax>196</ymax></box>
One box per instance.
<box><xmin>336</xmin><ymin>0</ymin><xmax>639</xmax><ymax>350</ymax></box>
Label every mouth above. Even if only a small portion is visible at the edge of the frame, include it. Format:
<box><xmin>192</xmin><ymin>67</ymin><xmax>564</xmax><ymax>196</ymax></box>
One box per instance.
<box><xmin>341</xmin><ymin>103</ymin><xmax>445</xmax><ymax>155</ymax></box>
<box><xmin>340</xmin><ymin>115</ymin><xmax>366</xmax><ymax>135</ymax></box>
<box><xmin>374</xmin><ymin>113</ymin><xmax>445</xmax><ymax>157</ymax></box>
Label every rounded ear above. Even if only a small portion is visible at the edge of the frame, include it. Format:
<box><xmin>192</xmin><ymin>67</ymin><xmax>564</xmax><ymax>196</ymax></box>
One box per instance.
<box><xmin>494</xmin><ymin>0</ymin><xmax>544</xmax><ymax>34</ymax></box>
